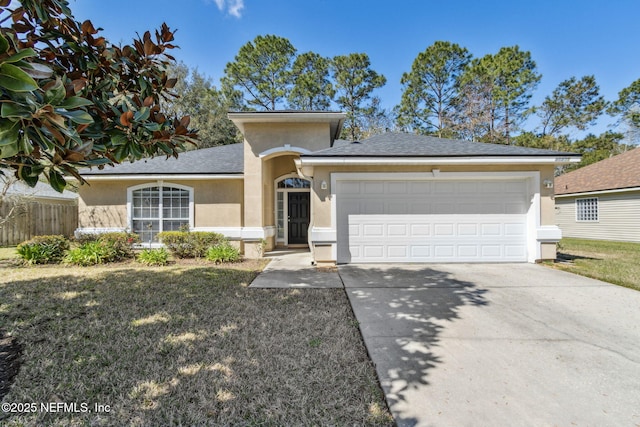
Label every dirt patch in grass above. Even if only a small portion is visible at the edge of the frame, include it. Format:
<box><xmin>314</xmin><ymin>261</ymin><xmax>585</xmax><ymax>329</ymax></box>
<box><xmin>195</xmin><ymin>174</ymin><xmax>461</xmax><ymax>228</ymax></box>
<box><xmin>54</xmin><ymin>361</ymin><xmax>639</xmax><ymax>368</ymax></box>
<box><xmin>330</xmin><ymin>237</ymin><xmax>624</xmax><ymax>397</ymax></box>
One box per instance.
<box><xmin>0</xmin><ymin>261</ymin><xmax>392</xmax><ymax>425</ymax></box>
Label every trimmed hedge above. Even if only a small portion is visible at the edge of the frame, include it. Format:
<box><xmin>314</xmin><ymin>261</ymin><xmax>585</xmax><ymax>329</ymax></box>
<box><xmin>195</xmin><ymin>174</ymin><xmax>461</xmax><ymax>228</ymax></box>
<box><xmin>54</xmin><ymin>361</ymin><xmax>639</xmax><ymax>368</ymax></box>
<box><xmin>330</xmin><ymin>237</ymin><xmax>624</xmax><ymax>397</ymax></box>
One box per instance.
<box><xmin>157</xmin><ymin>231</ymin><xmax>225</xmax><ymax>258</ymax></box>
<box><xmin>16</xmin><ymin>235</ymin><xmax>70</xmax><ymax>264</ymax></box>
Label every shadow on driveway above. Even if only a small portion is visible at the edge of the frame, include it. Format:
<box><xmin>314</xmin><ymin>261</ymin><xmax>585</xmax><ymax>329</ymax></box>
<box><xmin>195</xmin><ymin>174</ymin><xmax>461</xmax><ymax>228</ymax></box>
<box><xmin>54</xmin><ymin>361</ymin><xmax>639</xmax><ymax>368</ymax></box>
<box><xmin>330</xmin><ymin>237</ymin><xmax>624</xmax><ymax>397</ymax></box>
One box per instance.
<box><xmin>340</xmin><ymin>265</ymin><xmax>488</xmax><ymax>426</ymax></box>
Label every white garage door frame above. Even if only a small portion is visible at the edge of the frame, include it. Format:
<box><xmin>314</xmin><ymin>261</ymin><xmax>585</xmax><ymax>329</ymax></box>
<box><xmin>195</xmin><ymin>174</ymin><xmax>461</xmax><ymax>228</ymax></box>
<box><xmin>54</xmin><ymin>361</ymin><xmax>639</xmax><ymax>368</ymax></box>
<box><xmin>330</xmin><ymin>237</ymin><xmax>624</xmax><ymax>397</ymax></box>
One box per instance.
<box><xmin>329</xmin><ymin>171</ymin><xmax>542</xmax><ymax>263</ymax></box>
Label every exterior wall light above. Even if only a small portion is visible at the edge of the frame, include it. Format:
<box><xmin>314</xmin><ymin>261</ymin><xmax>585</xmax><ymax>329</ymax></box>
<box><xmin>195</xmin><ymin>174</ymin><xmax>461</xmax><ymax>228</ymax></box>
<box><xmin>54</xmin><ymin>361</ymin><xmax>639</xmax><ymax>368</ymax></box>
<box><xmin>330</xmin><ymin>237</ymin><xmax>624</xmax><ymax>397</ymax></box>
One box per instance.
<box><xmin>320</xmin><ymin>180</ymin><xmax>328</xmax><ymax>190</ymax></box>
<box><xmin>543</xmin><ymin>179</ymin><xmax>554</xmax><ymax>189</ymax></box>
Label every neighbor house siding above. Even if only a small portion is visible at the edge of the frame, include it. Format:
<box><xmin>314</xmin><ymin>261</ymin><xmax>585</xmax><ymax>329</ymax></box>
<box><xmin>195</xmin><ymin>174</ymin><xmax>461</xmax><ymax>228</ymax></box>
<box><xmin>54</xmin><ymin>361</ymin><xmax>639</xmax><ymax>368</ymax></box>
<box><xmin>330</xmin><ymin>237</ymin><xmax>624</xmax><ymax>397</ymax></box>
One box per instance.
<box><xmin>556</xmin><ymin>190</ymin><xmax>640</xmax><ymax>242</ymax></box>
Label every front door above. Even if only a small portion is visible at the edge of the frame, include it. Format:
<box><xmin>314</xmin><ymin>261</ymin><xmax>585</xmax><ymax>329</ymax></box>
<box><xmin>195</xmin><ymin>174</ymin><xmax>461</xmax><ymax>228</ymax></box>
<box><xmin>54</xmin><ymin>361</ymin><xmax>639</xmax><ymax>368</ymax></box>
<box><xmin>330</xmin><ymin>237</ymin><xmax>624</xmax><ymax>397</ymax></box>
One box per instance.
<box><xmin>287</xmin><ymin>192</ymin><xmax>310</xmax><ymax>244</ymax></box>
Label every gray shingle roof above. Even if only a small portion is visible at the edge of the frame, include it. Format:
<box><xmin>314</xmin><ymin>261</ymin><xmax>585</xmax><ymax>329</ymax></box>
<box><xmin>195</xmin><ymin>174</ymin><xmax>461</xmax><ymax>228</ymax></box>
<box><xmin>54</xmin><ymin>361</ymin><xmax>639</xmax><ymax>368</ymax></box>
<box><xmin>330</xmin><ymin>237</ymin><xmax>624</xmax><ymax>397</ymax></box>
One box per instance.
<box><xmin>81</xmin><ymin>143</ymin><xmax>244</xmax><ymax>175</ymax></box>
<box><xmin>3</xmin><ymin>178</ymin><xmax>78</xmax><ymax>200</ymax></box>
<box><xmin>304</xmin><ymin>132</ymin><xmax>579</xmax><ymax>157</ymax></box>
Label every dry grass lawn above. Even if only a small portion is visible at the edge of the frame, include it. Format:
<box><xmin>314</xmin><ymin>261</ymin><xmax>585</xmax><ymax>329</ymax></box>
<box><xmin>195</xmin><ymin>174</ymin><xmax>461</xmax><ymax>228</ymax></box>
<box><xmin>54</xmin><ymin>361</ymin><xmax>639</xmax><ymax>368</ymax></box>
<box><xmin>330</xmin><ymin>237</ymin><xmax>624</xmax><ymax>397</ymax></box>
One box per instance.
<box><xmin>548</xmin><ymin>238</ymin><xmax>640</xmax><ymax>291</ymax></box>
<box><xmin>0</xmin><ymin>259</ymin><xmax>392</xmax><ymax>426</ymax></box>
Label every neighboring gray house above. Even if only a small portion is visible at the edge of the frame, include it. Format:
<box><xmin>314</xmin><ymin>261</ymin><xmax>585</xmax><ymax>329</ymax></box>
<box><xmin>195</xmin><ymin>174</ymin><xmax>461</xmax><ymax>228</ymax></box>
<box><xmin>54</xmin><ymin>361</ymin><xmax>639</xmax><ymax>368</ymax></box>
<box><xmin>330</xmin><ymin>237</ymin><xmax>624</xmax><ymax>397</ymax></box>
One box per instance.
<box><xmin>555</xmin><ymin>147</ymin><xmax>640</xmax><ymax>242</ymax></box>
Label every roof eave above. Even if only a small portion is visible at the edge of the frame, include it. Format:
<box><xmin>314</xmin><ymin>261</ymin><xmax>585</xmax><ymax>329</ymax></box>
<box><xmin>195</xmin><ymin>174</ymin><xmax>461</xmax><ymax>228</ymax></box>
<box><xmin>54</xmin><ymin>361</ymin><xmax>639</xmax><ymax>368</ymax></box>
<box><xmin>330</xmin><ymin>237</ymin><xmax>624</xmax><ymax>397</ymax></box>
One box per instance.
<box><xmin>298</xmin><ymin>156</ymin><xmax>581</xmax><ymax>166</ymax></box>
<box><xmin>555</xmin><ymin>186</ymin><xmax>640</xmax><ymax>197</ymax></box>
<box><xmin>78</xmin><ymin>174</ymin><xmax>244</xmax><ymax>181</ymax></box>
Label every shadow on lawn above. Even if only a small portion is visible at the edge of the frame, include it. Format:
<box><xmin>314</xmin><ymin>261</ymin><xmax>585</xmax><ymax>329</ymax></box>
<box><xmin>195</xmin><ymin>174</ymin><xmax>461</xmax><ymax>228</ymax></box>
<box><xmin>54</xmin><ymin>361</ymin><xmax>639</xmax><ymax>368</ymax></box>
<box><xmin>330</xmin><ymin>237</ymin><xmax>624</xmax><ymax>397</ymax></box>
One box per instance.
<box><xmin>0</xmin><ymin>265</ymin><xmax>391</xmax><ymax>425</ymax></box>
<box><xmin>556</xmin><ymin>252</ymin><xmax>602</xmax><ymax>262</ymax></box>
<box><xmin>340</xmin><ymin>265</ymin><xmax>488</xmax><ymax>426</ymax></box>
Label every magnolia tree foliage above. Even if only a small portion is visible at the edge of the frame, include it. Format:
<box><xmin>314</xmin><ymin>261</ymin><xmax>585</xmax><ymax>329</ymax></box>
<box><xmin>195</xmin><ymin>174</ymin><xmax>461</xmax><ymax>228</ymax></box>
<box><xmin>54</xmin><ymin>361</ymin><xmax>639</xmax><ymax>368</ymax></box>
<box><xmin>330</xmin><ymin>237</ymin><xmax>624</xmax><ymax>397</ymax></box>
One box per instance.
<box><xmin>0</xmin><ymin>0</ymin><xmax>196</xmax><ymax>192</ymax></box>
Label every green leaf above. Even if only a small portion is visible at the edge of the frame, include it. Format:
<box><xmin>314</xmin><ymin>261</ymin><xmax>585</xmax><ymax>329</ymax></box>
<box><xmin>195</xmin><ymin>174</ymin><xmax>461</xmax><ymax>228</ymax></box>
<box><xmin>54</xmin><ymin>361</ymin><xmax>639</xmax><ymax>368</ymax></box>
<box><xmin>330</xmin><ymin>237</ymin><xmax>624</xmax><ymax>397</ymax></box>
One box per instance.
<box><xmin>58</xmin><ymin>96</ymin><xmax>93</xmax><ymax>109</ymax></box>
<box><xmin>1</xmin><ymin>101</ymin><xmax>33</xmax><ymax>119</ymax></box>
<box><xmin>44</xmin><ymin>79</ymin><xmax>66</xmax><ymax>106</ymax></box>
<box><xmin>0</xmin><ymin>119</ymin><xmax>20</xmax><ymax>146</ymax></box>
<box><xmin>0</xmin><ymin>141</ymin><xmax>20</xmax><ymax>159</ymax></box>
<box><xmin>49</xmin><ymin>169</ymin><xmax>67</xmax><ymax>193</ymax></box>
<box><xmin>110</xmin><ymin>134</ymin><xmax>128</xmax><ymax>146</ymax></box>
<box><xmin>84</xmin><ymin>157</ymin><xmax>113</xmax><ymax>166</ymax></box>
<box><xmin>0</xmin><ymin>33</ymin><xmax>9</xmax><ymax>55</ymax></box>
<box><xmin>21</xmin><ymin>62</ymin><xmax>54</xmax><ymax>79</ymax></box>
<box><xmin>19</xmin><ymin>133</ymin><xmax>33</xmax><ymax>154</ymax></box>
<box><xmin>3</xmin><ymin>48</ymin><xmax>37</xmax><ymax>64</ymax></box>
<box><xmin>58</xmin><ymin>109</ymin><xmax>94</xmax><ymax>124</ymax></box>
<box><xmin>18</xmin><ymin>167</ymin><xmax>39</xmax><ymax>187</ymax></box>
<box><xmin>133</xmin><ymin>107</ymin><xmax>150</xmax><ymax>122</ymax></box>
<box><xmin>0</xmin><ymin>63</ymin><xmax>39</xmax><ymax>92</ymax></box>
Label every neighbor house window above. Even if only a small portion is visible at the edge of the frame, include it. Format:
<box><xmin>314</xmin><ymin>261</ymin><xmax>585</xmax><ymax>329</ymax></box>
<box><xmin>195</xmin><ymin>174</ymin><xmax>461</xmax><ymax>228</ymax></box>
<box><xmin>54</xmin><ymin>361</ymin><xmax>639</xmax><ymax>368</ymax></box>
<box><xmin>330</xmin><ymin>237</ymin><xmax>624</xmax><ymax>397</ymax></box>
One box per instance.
<box><xmin>576</xmin><ymin>197</ymin><xmax>598</xmax><ymax>222</ymax></box>
<box><xmin>129</xmin><ymin>184</ymin><xmax>192</xmax><ymax>242</ymax></box>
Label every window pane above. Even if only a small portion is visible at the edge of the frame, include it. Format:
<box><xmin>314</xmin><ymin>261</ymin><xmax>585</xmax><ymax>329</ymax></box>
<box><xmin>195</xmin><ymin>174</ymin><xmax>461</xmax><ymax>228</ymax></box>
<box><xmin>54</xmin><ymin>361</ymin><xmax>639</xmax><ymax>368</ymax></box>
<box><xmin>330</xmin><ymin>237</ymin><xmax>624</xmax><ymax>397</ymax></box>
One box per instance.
<box><xmin>133</xmin><ymin>220</ymin><xmax>160</xmax><ymax>242</ymax></box>
<box><xmin>277</xmin><ymin>178</ymin><xmax>310</xmax><ymax>188</ymax></box>
<box><xmin>163</xmin><ymin>220</ymin><xmax>188</xmax><ymax>231</ymax></box>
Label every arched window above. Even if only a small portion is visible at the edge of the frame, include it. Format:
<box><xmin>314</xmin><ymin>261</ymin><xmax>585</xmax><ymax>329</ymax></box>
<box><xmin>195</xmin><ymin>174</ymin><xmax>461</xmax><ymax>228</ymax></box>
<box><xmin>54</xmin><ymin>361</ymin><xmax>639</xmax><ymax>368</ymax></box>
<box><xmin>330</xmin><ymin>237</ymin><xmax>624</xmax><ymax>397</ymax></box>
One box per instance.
<box><xmin>128</xmin><ymin>183</ymin><xmax>193</xmax><ymax>242</ymax></box>
<box><xmin>277</xmin><ymin>177</ymin><xmax>311</xmax><ymax>189</ymax></box>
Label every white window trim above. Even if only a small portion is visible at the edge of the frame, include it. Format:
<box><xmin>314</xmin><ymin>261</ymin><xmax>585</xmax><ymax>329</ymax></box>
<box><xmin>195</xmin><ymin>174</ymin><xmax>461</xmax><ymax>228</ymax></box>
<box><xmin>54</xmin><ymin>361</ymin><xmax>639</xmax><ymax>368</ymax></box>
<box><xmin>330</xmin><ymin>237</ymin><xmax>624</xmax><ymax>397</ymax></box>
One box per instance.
<box><xmin>126</xmin><ymin>181</ymin><xmax>195</xmax><ymax>239</ymax></box>
<box><xmin>575</xmin><ymin>197</ymin><xmax>599</xmax><ymax>222</ymax></box>
<box><xmin>274</xmin><ymin>173</ymin><xmax>311</xmax><ymax>245</ymax></box>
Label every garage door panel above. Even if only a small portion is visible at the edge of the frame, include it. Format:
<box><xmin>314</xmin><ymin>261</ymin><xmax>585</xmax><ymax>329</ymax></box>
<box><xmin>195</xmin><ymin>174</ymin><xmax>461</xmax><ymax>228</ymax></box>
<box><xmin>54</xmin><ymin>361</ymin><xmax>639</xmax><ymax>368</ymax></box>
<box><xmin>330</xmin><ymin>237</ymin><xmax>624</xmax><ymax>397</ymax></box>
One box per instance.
<box><xmin>364</xmin><ymin>182</ymin><xmax>384</xmax><ymax>194</ymax></box>
<box><xmin>337</xmin><ymin>179</ymin><xmax>530</xmax><ymax>263</ymax></box>
<box><xmin>363</xmin><ymin>223</ymin><xmax>384</xmax><ymax>237</ymax></box>
<box><xmin>388</xmin><ymin>224</ymin><xmax>408</xmax><ymax>236</ymax></box>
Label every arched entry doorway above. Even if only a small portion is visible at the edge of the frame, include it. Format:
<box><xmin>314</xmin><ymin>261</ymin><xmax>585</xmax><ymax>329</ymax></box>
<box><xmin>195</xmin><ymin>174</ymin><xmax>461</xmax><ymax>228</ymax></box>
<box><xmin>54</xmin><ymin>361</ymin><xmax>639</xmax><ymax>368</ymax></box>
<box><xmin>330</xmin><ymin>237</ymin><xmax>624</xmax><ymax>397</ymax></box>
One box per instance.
<box><xmin>275</xmin><ymin>174</ymin><xmax>311</xmax><ymax>246</ymax></box>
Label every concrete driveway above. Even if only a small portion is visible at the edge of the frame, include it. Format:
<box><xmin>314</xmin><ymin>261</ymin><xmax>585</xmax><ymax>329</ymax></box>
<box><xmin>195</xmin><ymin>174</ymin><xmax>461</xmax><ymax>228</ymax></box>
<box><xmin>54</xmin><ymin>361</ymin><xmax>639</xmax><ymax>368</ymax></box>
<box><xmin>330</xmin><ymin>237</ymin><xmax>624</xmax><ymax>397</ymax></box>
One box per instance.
<box><xmin>340</xmin><ymin>263</ymin><xmax>640</xmax><ymax>427</ymax></box>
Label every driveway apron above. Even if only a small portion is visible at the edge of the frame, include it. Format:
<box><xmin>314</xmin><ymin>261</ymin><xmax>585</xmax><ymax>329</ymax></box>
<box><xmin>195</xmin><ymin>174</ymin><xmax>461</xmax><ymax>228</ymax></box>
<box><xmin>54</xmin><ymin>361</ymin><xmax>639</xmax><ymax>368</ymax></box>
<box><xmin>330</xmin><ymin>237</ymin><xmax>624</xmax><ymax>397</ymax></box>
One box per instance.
<box><xmin>341</xmin><ymin>263</ymin><xmax>640</xmax><ymax>427</ymax></box>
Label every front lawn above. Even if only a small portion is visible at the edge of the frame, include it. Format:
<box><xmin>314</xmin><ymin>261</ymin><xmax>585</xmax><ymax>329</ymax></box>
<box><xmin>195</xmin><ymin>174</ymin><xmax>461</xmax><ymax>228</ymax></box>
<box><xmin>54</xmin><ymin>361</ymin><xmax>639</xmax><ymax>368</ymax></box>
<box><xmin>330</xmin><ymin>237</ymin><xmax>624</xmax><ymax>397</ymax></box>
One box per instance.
<box><xmin>549</xmin><ymin>238</ymin><xmax>640</xmax><ymax>291</ymax></box>
<box><xmin>0</xmin><ymin>261</ymin><xmax>391</xmax><ymax>426</ymax></box>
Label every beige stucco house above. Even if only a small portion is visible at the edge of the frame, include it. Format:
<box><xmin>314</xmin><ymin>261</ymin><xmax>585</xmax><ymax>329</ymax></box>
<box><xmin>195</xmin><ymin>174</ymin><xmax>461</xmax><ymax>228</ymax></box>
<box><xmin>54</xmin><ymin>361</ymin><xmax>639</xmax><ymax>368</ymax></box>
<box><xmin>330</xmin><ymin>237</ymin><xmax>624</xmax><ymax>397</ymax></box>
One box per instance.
<box><xmin>77</xmin><ymin>111</ymin><xmax>580</xmax><ymax>265</ymax></box>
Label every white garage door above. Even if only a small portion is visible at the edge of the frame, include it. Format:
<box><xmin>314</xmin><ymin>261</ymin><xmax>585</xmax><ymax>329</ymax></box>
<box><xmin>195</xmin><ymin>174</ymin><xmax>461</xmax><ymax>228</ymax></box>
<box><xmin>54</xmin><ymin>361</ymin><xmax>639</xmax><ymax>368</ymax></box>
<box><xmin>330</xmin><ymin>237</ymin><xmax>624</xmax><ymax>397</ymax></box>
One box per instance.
<box><xmin>336</xmin><ymin>179</ymin><xmax>530</xmax><ymax>263</ymax></box>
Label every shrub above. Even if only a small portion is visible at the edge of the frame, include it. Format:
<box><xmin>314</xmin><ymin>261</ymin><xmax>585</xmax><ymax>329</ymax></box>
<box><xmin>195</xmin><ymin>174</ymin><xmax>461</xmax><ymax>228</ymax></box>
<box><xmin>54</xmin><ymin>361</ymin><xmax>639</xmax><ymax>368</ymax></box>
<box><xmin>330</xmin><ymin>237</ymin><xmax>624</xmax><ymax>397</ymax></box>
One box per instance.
<box><xmin>16</xmin><ymin>235</ymin><xmax>70</xmax><ymax>264</ymax></box>
<box><xmin>206</xmin><ymin>242</ymin><xmax>241</xmax><ymax>264</ymax></box>
<box><xmin>157</xmin><ymin>231</ymin><xmax>225</xmax><ymax>258</ymax></box>
<box><xmin>64</xmin><ymin>241</ymin><xmax>117</xmax><ymax>266</ymax></box>
<box><xmin>98</xmin><ymin>232</ymin><xmax>140</xmax><ymax>260</ymax></box>
<box><xmin>73</xmin><ymin>232</ymin><xmax>140</xmax><ymax>261</ymax></box>
<box><xmin>137</xmin><ymin>248</ymin><xmax>169</xmax><ymax>266</ymax></box>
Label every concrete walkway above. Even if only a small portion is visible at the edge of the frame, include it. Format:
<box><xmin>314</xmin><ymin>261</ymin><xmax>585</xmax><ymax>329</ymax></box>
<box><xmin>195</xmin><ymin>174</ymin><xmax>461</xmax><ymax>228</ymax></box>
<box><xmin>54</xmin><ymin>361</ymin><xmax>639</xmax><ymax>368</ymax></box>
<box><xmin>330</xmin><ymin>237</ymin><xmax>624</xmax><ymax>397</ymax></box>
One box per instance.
<box><xmin>249</xmin><ymin>250</ymin><xmax>343</xmax><ymax>288</ymax></box>
<box><xmin>341</xmin><ymin>263</ymin><xmax>640</xmax><ymax>427</ymax></box>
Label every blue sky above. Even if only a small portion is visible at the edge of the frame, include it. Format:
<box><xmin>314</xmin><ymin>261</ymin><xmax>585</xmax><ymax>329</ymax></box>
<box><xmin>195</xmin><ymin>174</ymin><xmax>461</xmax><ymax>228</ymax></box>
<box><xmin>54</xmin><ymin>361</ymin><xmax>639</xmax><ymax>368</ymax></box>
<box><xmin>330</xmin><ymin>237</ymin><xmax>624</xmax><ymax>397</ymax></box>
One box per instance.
<box><xmin>72</xmin><ymin>0</ymin><xmax>640</xmax><ymax>137</ymax></box>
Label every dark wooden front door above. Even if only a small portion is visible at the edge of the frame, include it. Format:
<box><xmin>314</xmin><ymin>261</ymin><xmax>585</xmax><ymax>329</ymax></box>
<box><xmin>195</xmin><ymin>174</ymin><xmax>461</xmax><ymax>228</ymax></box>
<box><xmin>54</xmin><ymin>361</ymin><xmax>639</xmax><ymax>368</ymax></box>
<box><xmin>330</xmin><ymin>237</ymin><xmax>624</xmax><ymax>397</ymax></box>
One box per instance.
<box><xmin>288</xmin><ymin>192</ymin><xmax>310</xmax><ymax>244</ymax></box>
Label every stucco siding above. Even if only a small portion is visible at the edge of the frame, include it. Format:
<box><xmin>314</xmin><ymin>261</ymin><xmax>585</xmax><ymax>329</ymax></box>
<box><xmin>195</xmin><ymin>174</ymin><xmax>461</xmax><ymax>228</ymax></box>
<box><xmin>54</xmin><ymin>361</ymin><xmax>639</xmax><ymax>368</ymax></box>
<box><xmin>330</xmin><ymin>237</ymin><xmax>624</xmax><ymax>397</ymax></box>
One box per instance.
<box><xmin>78</xmin><ymin>178</ymin><xmax>244</xmax><ymax>230</ymax></box>
<box><xmin>556</xmin><ymin>190</ymin><xmax>640</xmax><ymax>242</ymax></box>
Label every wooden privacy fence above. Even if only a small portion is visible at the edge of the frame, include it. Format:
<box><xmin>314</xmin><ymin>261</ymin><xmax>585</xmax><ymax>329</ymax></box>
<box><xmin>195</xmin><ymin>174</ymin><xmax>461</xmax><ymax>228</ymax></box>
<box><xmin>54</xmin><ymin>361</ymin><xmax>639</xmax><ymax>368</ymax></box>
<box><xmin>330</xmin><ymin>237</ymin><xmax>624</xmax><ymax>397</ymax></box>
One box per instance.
<box><xmin>0</xmin><ymin>199</ymin><xmax>78</xmax><ymax>246</ymax></box>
